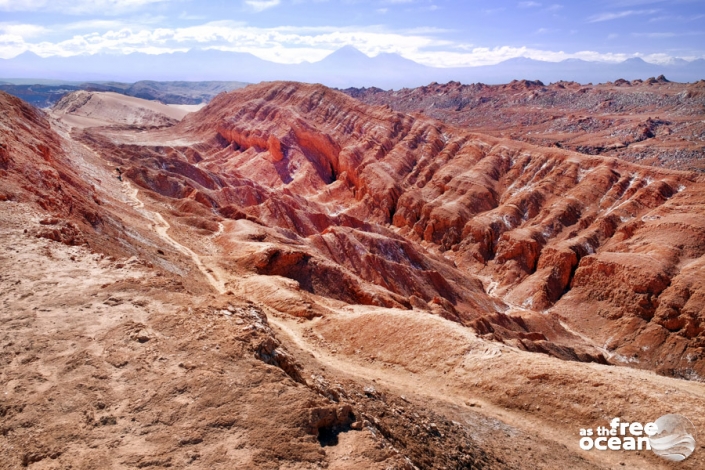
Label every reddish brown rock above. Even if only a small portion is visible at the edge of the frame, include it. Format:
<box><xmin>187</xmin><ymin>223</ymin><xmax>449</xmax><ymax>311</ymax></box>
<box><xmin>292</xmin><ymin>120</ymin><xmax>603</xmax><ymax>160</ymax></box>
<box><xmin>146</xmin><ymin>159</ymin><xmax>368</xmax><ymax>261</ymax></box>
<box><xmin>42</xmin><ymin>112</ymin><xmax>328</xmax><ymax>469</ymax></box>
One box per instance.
<box><xmin>68</xmin><ymin>81</ymin><xmax>705</xmax><ymax>378</ymax></box>
<box><xmin>0</xmin><ymin>92</ymin><xmax>106</xmax><ymax>247</ymax></box>
<box><xmin>343</xmin><ymin>80</ymin><xmax>705</xmax><ymax>172</ymax></box>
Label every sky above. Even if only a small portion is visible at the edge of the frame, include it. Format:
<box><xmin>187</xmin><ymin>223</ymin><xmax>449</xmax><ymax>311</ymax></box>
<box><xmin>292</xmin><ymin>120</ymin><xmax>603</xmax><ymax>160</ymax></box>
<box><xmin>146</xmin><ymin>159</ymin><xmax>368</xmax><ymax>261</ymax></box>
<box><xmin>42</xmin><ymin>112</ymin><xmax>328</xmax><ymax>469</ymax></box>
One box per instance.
<box><xmin>0</xmin><ymin>0</ymin><xmax>704</xmax><ymax>67</ymax></box>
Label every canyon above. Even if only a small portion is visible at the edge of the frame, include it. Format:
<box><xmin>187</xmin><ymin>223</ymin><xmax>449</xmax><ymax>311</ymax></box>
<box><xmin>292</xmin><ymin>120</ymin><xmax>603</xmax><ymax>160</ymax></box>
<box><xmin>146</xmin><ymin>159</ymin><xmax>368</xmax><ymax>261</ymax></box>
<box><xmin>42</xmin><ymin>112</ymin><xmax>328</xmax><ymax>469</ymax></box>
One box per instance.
<box><xmin>1</xmin><ymin>83</ymin><xmax>705</xmax><ymax>469</ymax></box>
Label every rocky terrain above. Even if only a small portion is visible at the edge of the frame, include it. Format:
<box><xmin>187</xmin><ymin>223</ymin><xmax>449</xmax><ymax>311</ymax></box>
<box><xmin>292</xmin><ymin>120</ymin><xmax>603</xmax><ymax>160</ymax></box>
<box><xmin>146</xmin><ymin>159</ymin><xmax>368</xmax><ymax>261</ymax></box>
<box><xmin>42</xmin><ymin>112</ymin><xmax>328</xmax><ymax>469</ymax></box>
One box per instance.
<box><xmin>1</xmin><ymin>82</ymin><xmax>705</xmax><ymax>469</ymax></box>
<box><xmin>0</xmin><ymin>80</ymin><xmax>248</xmax><ymax>108</ymax></box>
<box><xmin>0</xmin><ymin>82</ymin><xmax>83</xmax><ymax>108</ymax></box>
<box><xmin>343</xmin><ymin>78</ymin><xmax>705</xmax><ymax>172</ymax></box>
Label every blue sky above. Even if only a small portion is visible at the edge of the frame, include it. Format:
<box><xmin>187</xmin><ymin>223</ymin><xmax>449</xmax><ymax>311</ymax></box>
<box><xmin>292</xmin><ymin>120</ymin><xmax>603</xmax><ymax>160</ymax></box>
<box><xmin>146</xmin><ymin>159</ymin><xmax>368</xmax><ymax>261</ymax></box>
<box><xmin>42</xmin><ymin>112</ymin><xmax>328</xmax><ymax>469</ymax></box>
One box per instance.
<box><xmin>0</xmin><ymin>0</ymin><xmax>703</xmax><ymax>66</ymax></box>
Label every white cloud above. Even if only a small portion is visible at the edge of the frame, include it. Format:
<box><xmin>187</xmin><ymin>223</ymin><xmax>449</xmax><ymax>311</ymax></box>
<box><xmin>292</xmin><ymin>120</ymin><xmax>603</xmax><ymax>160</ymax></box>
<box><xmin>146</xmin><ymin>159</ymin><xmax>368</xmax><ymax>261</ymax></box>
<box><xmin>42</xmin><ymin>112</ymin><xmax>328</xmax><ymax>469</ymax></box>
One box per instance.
<box><xmin>179</xmin><ymin>12</ymin><xmax>208</xmax><ymax>20</ymax></box>
<box><xmin>0</xmin><ymin>22</ymin><xmax>451</xmax><ymax>62</ymax></box>
<box><xmin>58</xmin><ymin>17</ymin><xmax>167</xmax><ymax>31</ymax></box>
<box><xmin>60</xmin><ymin>20</ymin><xmax>131</xmax><ymax>30</ymax></box>
<box><xmin>244</xmin><ymin>0</ymin><xmax>281</xmax><ymax>12</ymax></box>
<box><xmin>0</xmin><ymin>0</ymin><xmax>174</xmax><ymax>15</ymax></box>
<box><xmin>519</xmin><ymin>1</ymin><xmax>541</xmax><ymax>7</ymax></box>
<box><xmin>609</xmin><ymin>0</ymin><xmax>665</xmax><ymax>6</ymax></box>
<box><xmin>0</xmin><ymin>20</ymin><xmax>698</xmax><ymax>66</ymax></box>
<box><xmin>649</xmin><ymin>13</ymin><xmax>705</xmax><ymax>23</ymax></box>
<box><xmin>0</xmin><ymin>33</ymin><xmax>28</xmax><ymax>58</ymax></box>
<box><xmin>588</xmin><ymin>9</ymin><xmax>659</xmax><ymax>22</ymax></box>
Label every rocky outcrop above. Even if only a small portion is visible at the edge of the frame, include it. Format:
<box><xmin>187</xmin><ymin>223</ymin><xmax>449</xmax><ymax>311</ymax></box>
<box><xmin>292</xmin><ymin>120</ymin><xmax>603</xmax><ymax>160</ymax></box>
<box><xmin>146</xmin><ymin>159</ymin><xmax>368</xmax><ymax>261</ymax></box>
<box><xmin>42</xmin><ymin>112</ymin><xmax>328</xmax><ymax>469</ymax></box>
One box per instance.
<box><xmin>36</xmin><ymin>218</ymin><xmax>86</xmax><ymax>246</ymax></box>
<box><xmin>76</xmin><ymin>81</ymin><xmax>705</xmax><ymax>377</ymax></box>
<box><xmin>304</xmin><ymin>405</ymin><xmax>355</xmax><ymax>444</ymax></box>
<box><xmin>342</xmin><ymin>80</ymin><xmax>705</xmax><ymax>173</ymax></box>
<box><xmin>254</xmin><ymin>335</ymin><xmax>305</xmax><ymax>384</ymax></box>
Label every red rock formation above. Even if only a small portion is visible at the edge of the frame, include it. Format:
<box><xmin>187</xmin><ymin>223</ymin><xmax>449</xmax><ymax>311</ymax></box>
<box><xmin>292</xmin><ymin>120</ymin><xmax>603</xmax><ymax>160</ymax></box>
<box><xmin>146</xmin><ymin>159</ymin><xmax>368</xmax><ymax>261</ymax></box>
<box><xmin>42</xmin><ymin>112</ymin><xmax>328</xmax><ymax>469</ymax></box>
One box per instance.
<box><xmin>0</xmin><ymin>92</ymin><xmax>105</xmax><ymax>244</ymax></box>
<box><xmin>343</xmin><ymin>80</ymin><xmax>705</xmax><ymax>172</ymax></box>
<box><xmin>75</xmin><ymin>82</ymin><xmax>705</xmax><ymax>377</ymax></box>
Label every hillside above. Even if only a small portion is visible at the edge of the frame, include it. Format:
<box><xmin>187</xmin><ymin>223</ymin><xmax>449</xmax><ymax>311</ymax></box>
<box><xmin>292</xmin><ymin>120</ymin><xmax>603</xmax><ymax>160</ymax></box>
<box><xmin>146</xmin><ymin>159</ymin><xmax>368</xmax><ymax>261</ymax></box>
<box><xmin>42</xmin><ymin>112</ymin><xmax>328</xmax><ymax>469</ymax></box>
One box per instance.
<box><xmin>1</xmin><ymin>83</ymin><xmax>704</xmax><ymax>469</ymax></box>
<box><xmin>343</xmin><ymin>78</ymin><xmax>705</xmax><ymax>172</ymax></box>
<box><xmin>51</xmin><ymin>91</ymin><xmax>195</xmax><ymax>129</ymax></box>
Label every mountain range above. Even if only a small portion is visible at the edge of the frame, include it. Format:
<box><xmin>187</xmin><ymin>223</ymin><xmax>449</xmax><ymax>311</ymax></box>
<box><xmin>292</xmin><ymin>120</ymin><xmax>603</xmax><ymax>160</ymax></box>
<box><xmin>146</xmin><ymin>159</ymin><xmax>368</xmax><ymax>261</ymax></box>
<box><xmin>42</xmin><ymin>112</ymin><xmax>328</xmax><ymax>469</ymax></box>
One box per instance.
<box><xmin>2</xmin><ymin>46</ymin><xmax>704</xmax><ymax>88</ymax></box>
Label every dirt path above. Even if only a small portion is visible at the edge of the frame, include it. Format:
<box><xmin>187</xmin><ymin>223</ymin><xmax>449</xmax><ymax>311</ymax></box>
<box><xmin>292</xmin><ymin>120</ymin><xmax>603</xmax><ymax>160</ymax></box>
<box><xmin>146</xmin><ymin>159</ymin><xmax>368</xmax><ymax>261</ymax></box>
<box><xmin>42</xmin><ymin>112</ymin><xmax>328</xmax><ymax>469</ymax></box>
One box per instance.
<box><xmin>102</xmin><ymin>171</ymin><xmax>701</xmax><ymax>470</ymax></box>
<box><xmin>122</xmin><ymin>181</ymin><xmax>227</xmax><ymax>295</ymax></box>
<box><xmin>262</xmin><ymin>309</ymin><xmax>645</xmax><ymax>470</ymax></box>
<box><xmin>107</xmin><ymin>184</ymin><xmax>586</xmax><ymax>464</ymax></box>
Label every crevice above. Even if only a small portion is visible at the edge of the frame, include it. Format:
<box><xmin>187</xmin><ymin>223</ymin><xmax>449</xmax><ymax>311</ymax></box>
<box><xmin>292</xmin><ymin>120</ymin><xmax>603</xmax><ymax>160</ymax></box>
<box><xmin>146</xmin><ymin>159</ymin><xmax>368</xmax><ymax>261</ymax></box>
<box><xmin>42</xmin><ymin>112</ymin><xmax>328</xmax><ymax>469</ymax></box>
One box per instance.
<box><xmin>329</xmin><ymin>161</ymin><xmax>337</xmax><ymax>183</ymax></box>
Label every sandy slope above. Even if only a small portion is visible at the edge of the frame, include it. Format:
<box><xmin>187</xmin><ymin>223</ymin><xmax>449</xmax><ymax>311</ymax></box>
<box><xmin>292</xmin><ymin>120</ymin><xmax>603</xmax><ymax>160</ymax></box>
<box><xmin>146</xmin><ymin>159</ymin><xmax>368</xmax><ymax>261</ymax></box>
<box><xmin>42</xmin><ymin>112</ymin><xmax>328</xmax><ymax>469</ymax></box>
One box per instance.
<box><xmin>0</xmin><ymin>150</ymin><xmax>414</xmax><ymax>470</ymax></box>
<box><xmin>168</xmin><ymin>103</ymin><xmax>207</xmax><ymax>113</ymax></box>
<box><xmin>51</xmin><ymin>91</ymin><xmax>194</xmax><ymax>129</ymax></box>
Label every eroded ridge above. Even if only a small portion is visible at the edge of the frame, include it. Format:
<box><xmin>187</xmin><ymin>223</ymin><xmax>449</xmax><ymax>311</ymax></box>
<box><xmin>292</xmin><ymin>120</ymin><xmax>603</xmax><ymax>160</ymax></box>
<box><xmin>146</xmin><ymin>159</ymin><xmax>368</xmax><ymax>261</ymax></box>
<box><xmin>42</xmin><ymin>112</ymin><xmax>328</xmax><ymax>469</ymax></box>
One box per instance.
<box><xmin>69</xmin><ymin>82</ymin><xmax>705</xmax><ymax>376</ymax></box>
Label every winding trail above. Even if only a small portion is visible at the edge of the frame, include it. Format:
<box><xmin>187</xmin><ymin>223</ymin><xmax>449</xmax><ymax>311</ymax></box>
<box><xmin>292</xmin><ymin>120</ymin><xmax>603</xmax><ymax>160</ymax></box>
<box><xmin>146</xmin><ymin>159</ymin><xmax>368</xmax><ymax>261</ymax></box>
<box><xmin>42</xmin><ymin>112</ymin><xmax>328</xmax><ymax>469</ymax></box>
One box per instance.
<box><xmin>122</xmin><ymin>181</ymin><xmax>227</xmax><ymax>295</ymax></box>
<box><xmin>76</xmin><ymin>135</ymin><xmax>230</xmax><ymax>296</ymax></box>
<box><xmin>114</xmin><ymin>177</ymin><xmax>696</xmax><ymax>470</ymax></box>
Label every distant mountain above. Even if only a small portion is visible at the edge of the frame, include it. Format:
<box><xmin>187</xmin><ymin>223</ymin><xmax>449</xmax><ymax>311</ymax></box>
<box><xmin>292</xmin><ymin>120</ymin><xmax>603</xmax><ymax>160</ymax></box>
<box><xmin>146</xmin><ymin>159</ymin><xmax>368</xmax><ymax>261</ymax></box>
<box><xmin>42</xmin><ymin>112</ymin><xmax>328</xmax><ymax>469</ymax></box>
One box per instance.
<box><xmin>0</xmin><ymin>50</ymin><xmax>281</xmax><ymax>82</ymax></box>
<box><xmin>0</xmin><ymin>77</ymin><xmax>85</xmax><ymax>85</ymax></box>
<box><xmin>1</xmin><ymin>46</ymin><xmax>704</xmax><ymax>88</ymax></box>
<box><xmin>292</xmin><ymin>45</ymin><xmax>431</xmax><ymax>89</ymax></box>
<box><xmin>424</xmin><ymin>56</ymin><xmax>682</xmax><ymax>85</ymax></box>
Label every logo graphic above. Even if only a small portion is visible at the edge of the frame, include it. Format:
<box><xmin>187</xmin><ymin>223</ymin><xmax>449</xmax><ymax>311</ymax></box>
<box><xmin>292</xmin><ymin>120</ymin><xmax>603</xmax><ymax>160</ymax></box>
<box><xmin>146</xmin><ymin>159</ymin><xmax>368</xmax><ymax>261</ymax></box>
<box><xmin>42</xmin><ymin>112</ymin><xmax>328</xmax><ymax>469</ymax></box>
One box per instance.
<box><xmin>579</xmin><ymin>414</ymin><xmax>697</xmax><ymax>462</ymax></box>
<box><xmin>649</xmin><ymin>414</ymin><xmax>697</xmax><ymax>462</ymax></box>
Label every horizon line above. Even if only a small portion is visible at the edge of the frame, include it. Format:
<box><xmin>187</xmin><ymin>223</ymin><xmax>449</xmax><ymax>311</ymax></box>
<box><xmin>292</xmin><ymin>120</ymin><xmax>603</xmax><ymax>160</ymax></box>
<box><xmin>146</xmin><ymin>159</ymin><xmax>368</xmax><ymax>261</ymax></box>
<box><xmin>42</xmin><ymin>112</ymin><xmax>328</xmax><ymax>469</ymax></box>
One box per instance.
<box><xmin>3</xmin><ymin>46</ymin><xmax>703</xmax><ymax>69</ymax></box>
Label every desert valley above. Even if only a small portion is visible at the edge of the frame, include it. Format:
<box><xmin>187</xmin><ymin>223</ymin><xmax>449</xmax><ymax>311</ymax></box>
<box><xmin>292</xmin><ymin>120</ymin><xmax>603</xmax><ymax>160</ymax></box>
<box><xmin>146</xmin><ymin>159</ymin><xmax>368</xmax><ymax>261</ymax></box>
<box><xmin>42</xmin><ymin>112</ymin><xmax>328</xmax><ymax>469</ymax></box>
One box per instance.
<box><xmin>0</xmin><ymin>74</ymin><xmax>704</xmax><ymax>469</ymax></box>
